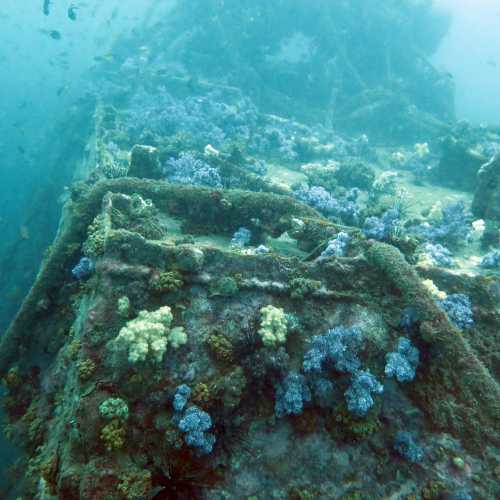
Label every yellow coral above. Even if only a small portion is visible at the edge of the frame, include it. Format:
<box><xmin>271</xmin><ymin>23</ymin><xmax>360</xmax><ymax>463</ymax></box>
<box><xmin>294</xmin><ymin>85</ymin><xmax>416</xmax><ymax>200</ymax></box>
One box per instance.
<box><xmin>83</xmin><ymin>214</ymin><xmax>106</xmax><ymax>257</ymax></box>
<box><xmin>258</xmin><ymin>305</ymin><xmax>287</xmax><ymax>348</ymax></box>
<box><xmin>206</xmin><ymin>334</ymin><xmax>234</xmax><ymax>364</ymax></box>
<box><xmin>113</xmin><ymin>307</ymin><xmax>171</xmax><ymax>363</ymax></box>
<box><xmin>151</xmin><ymin>271</ymin><xmax>184</xmax><ymax>293</ymax></box>
<box><xmin>112</xmin><ymin>306</ymin><xmax>187</xmax><ymax>363</ymax></box>
<box><xmin>169</xmin><ymin>326</ymin><xmax>187</xmax><ymax>349</ymax></box>
<box><xmin>414</xmin><ymin>142</ymin><xmax>430</xmax><ymax>158</ymax></box>
<box><xmin>118</xmin><ymin>470</ymin><xmax>152</xmax><ymax>499</ymax></box>
<box><xmin>77</xmin><ymin>359</ymin><xmax>96</xmax><ymax>381</ymax></box>
<box><xmin>422</xmin><ymin>279</ymin><xmax>447</xmax><ymax>300</ymax></box>
<box><xmin>192</xmin><ymin>382</ymin><xmax>211</xmax><ymax>406</ymax></box>
<box><xmin>3</xmin><ymin>366</ymin><xmax>22</xmax><ymax>391</ymax></box>
<box><xmin>66</xmin><ymin>339</ymin><xmax>81</xmax><ymax>361</ymax></box>
<box><xmin>100</xmin><ymin>419</ymin><xmax>126</xmax><ymax>452</ymax></box>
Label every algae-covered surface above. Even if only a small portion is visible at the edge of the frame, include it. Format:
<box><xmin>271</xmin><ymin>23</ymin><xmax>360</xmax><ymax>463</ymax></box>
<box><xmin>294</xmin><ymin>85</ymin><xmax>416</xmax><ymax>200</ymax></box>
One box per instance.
<box><xmin>0</xmin><ymin>2</ymin><xmax>499</xmax><ymax>499</ymax></box>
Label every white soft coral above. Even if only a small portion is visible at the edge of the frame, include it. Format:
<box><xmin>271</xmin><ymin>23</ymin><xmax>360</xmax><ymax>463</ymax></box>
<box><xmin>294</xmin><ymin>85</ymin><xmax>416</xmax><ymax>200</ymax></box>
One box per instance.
<box><xmin>113</xmin><ymin>306</ymin><xmax>185</xmax><ymax>363</ymax></box>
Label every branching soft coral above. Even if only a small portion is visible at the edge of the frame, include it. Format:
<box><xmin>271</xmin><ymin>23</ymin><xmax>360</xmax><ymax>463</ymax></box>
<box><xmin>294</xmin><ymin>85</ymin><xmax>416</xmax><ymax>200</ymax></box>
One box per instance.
<box><xmin>303</xmin><ymin>325</ymin><xmax>362</xmax><ymax>374</ymax></box>
<box><xmin>436</xmin><ymin>294</ymin><xmax>474</xmax><ymax>331</ymax></box>
<box><xmin>411</xmin><ymin>201</ymin><xmax>471</xmax><ymax>248</ymax></box>
<box><xmin>178</xmin><ymin>406</ymin><xmax>216</xmax><ymax>455</ymax></box>
<box><xmin>164</xmin><ymin>152</ymin><xmax>222</xmax><ymax>188</ymax></box>
<box><xmin>112</xmin><ymin>306</ymin><xmax>187</xmax><ymax>363</ymax></box>
<box><xmin>385</xmin><ymin>337</ymin><xmax>419</xmax><ymax>382</ymax></box>
<box><xmin>258</xmin><ymin>305</ymin><xmax>288</xmax><ymax>348</ymax></box>
<box><xmin>274</xmin><ymin>372</ymin><xmax>311</xmax><ymax>417</ymax></box>
<box><xmin>345</xmin><ymin>370</ymin><xmax>383</xmax><ymax>417</ymax></box>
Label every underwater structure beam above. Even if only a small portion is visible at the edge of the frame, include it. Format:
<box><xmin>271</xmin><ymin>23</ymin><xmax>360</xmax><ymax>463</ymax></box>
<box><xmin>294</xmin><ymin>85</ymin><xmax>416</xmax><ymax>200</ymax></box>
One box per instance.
<box><xmin>0</xmin><ymin>179</ymin><xmax>318</xmax><ymax>376</ymax></box>
<box><xmin>368</xmin><ymin>242</ymin><xmax>500</xmax><ymax>450</ymax></box>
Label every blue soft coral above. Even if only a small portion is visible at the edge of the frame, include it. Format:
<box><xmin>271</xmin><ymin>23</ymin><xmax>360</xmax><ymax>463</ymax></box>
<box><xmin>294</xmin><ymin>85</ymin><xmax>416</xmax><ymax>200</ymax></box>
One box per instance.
<box><xmin>178</xmin><ymin>405</ymin><xmax>216</xmax><ymax>455</ymax></box>
<box><xmin>385</xmin><ymin>337</ymin><xmax>419</xmax><ymax>382</ymax></box>
<box><xmin>274</xmin><ymin>372</ymin><xmax>312</xmax><ymax>417</ymax></box>
<box><xmin>437</xmin><ymin>293</ymin><xmax>474</xmax><ymax>330</ymax></box>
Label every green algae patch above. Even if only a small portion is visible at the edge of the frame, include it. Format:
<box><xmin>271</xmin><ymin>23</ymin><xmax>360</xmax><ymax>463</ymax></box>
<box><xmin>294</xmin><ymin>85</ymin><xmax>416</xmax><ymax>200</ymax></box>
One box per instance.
<box><xmin>265</xmin><ymin>163</ymin><xmax>307</xmax><ymax>190</ymax></box>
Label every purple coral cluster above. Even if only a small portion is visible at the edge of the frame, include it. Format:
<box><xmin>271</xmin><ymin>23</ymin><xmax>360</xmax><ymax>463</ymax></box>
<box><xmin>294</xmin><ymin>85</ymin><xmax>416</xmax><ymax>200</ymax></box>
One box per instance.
<box><xmin>272</xmin><ymin>325</ymin><xmax>385</xmax><ymax>418</ymax></box>
<box><xmin>274</xmin><ymin>372</ymin><xmax>312</xmax><ymax>417</ymax></box>
<box><xmin>172</xmin><ymin>384</ymin><xmax>192</xmax><ymax>413</ymax></box>
<box><xmin>294</xmin><ymin>185</ymin><xmax>360</xmax><ymax>224</ymax></box>
<box><xmin>423</xmin><ymin>243</ymin><xmax>455</xmax><ymax>267</ymax></box>
<box><xmin>294</xmin><ymin>185</ymin><xmax>337</xmax><ymax>215</ymax></box>
<box><xmin>480</xmin><ymin>250</ymin><xmax>500</xmax><ymax>269</ymax></box>
<box><xmin>400</xmin><ymin>150</ymin><xmax>438</xmax><ymax>180</ymax></box>
<box><xmin>302</xmin><ymin>325</ymin><xmax>383</xmax><ymax>416</ymax></box>
<box><xmin>411</xmin><ymin>202</ymin><xmax>471</xmax><ymax>248</ymax></box>
<box><xmin>273</xmin><ymin>321</ymin><xmax>422</xmax><ymax>418</ymax></box>
<box><xmin>309</xmin><ymin>377</ymin><xmax>335</xmax><ymax>407</ymax></box>
<box><xmin>125</xmin><ymin>87</ymin><xmax>258</xmax><ymax>148</ymax></box>
<box><xmin>393</xmin><ymin>431</ymin><xmax>424</xmax><ymax>463</ymax></box>
<box><xmin>249</xmin><ymin>119</ymin><xmax>370</xmax><ymax>163</ymax></box>
<box><xmin>303</xmin><ymin>325</ymin><xmax>363</xmax><ymax>374</ymax></box>
<box><xmin>247</xmin><ymin>159</ymin><xmax>268</xmax><ymax>176</ymax></box>
<box><xmin>164</xmin><ymin>152</ymin><xmax>222</xmax><ymax>188</ymax></box>
<box><xmin>71</xmin><ymin>257</ymin><xmax>94</xmax><ymax>280</ymax></box>
<box><xmin>255</xmin><ymin>125</ymin><xmax>299</xmax><ymax>161</ymax></box>
<box><xmin>437</xmin><ymin>293</ymin><xmax>474</xmax><ymax>330</ymax></box>
<box><xmin>345</xmin><ymin>370</ymin><xmax>384</xmax><ymax>417</ymax></box>
<box><xmin>385</xmin><ymin>337</ymin><xmax>420</xmax><ymax>382</ymax></box>
<box><xmin>249</xmin><ymin>122</ymin><xmax>309</xmax><ymax>161</ymax></box>
<box><xmin>363</xmin><ymin>209</ymin><xmax>401</xmax><ymax>241</ymax></box>
<box><xmin>319</xmin><ymin>231</ymin><xmax>350</xmax><ymax>258</ymax></box>
<box><xmin>177</xmin><ymin>405</ymin><xmax>216</xmax><ymax>455</ymax></box>
<box><xmin>230</xmin><ymin>227</ymin><xmax>252</xmax><ymax>247</ymax></box>
<box><xmin>172</xmin><ymin>384</ymin><xmax>215</xmax><ymax>454</ymax></box>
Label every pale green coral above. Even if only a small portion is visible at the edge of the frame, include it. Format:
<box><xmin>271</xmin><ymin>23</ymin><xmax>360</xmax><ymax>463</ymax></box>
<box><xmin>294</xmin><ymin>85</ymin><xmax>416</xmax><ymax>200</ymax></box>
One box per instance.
<box><xmin>117</xmin><ymin>296</ymin><xmax>131</xmax><ymax>318</ymax></box>
<box><xmin>258</xmin><ymin>305</ymin><xmax>287</xmax><ymax>348</ymax></box>
<box><xmin>77</xmin><ymin>358</ymin><xmax>96</xmax><ymax>381</ymax></box>
<box><xmin>101</xmin><ymin>419</ymin><xmax>126</xmax><ymax>452</ymax></box>
<box><xmin>99</xmin><ymin>397</ymin><xmax>129</xmax><ymax>421</ymax></box>
<box><xmin>168</xmin><ymin>326</ymin><xmax>187</xmax><ymax>349</ymax></box>
<box><xmin>83</xmin><ymin>214</ymin><xmax>107</xmax><ymax>257</ymax></box>
<box><xmin>112</xmin><ymin>306</ymin><xmax>186</xmax><ymax>363</ymax></box>
<box><xmin>151</xmin><ymin>271</ymin><xmax>184</xmax><ymax>294</ymax></box>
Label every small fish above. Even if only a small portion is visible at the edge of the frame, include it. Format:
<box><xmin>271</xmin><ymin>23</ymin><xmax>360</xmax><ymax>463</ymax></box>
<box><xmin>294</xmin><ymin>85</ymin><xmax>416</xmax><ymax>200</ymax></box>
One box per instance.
<box><xmin>40</xmin><ymin>29</ymin><xmax>62</xmax><ymax>40</ymax></box>
<box><xmin>43</xmin><ymin>0</ymin><xmax>51</xmax><ymax>16</ymax></box>
<box><xmin>17</xmin><ymin>146</ymin><xmax>26</xmax><ymax>154</ymax></box>
<box><xmin>5</xmin><ymin>287</ymin><xmax>23</xmax><ymax>301</ymax></box>
<box><xmin>56</xmin><ymin>85</ymin><xmax>68</xmax><ymax>96</ymax></box>
<box><xmin>19</xmin><ymin>226</ymin><xmax>30</xmax><ymax>240</ymax></box>
<box><xmin>68</xmin><ymin>4</ymin><xmax>78</xmax><ymax>21</ymax></box>
<box><xmin>486</xmin><ymin>59</ymin><xmax>497</xmax><ymax>68</ymax></box>
<box><xmin>57</xmin><ymin>187</ymin><xmax>70</xmax><ymax>205</ymax></box>
<box><xmin>93</xmin><ymin>53</ymin><xmax>114</xmax><ymax>63</ymax></box>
